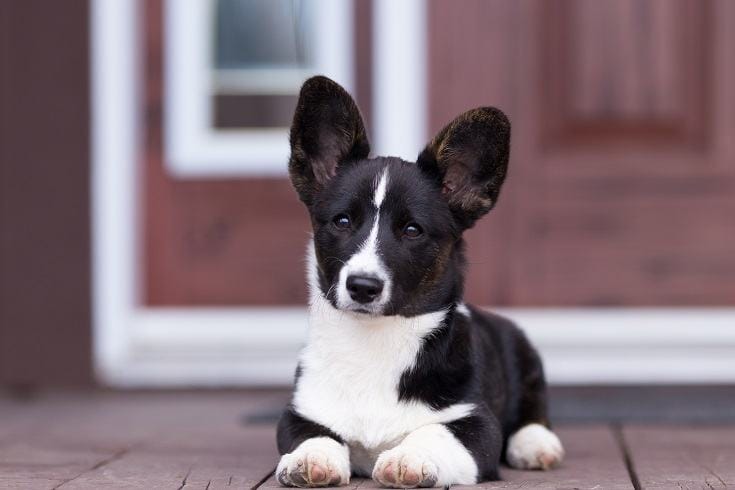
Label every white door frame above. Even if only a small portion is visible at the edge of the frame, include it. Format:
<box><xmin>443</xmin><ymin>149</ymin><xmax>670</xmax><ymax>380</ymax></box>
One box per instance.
<box><xmin>91</xmin><ymin>0</ymin><xmax>735</xmax><ymax>388</ymax></box>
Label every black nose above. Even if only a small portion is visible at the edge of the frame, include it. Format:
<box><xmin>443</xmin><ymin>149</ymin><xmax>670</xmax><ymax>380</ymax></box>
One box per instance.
<box><xmin>346</xmin><ymin>275</ymin><xmax>384</xmax><ymax>304</ymax></box>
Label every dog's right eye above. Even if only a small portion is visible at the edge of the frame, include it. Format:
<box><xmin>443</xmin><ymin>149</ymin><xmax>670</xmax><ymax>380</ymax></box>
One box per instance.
<box><xmin>333</xmin><ymin>214</ymin><xmax>351</xmax><ymax>230</ymax></box>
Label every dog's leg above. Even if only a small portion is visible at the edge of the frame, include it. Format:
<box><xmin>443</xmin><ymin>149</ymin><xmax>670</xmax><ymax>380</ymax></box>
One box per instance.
<box><xmin>504</xmin><ymin>334</ymin><xmax>564</xmax><ymax>470</ymax></box>
<box><xmin>372</xmin><ymin>414</ymin><xmax>502</xmax><ymax>488</ymax></box>
<box><xmin>276</xmin><ymin>407</ymin><xmax>350</xmax><ymax>487</ymax></box>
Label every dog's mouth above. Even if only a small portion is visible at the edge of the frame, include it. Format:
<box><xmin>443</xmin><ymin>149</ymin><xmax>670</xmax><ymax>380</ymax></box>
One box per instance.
<box><xmin>338</xmin><ymin>302</ymin><xmax>387</xmax><ymax>318</ymax></box>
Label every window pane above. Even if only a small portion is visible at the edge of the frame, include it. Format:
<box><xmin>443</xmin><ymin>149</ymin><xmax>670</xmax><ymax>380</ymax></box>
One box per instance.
<box><xmin>213</xmin><ymin>94</ymin><xmax>298</xmax><ymax>128</ymax></box>
<box><xmin>214</xmin><ymin>0</ymin><xmax>315</xmax><ymax>70</ymax></box>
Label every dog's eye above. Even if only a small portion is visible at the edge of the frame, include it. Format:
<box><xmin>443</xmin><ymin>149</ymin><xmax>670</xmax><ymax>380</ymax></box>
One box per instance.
<box><xmin>403</xmin><ymin>223</ymin><xmax>423</xmax><ymax>238</ymax></box>
<box><xmin>333</xmin><ymin>214</ymin><xmax>351</xmax><ymax>230</ymax></box>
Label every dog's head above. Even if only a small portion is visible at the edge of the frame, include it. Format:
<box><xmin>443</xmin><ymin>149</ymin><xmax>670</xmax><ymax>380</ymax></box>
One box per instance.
<box><xmin>289</xmin><ymin>76</ymin><xmax>510</xmax><ymax>317</ymax></box>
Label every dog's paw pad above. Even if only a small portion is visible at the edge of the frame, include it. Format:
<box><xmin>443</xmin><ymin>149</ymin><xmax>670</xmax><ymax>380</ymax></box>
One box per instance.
<box><xmin>506</xmin><ymin>423</ymin><xmax>564</xmax><ymax>470</ymax></box>
<box><xmin>276</xmin><ymin>439</ymin><xmax>350</xmax><ymax>487</ymax></box>
<box><xmin>373</xmin><ymin>448</ymin><xmax>438</xmax><ymax>488</ymax></box>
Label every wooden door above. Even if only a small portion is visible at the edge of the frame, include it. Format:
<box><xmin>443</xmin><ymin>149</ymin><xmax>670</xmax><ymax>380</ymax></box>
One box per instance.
<box><xmin>429</xmin><ymin>0</ymin><xmax>735</xmax><ymax>307</ymax></box>
<box><xmin>144</xmin><ymin>0</ymin><xmax>734</xmax><ymax>308</ymax></box>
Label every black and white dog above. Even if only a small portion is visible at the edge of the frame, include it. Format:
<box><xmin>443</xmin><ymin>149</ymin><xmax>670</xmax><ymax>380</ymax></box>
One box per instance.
<box><xmin>276</xmin><ymin>76</ymin><xmax>563</xmax><ymax>488</ymax></box>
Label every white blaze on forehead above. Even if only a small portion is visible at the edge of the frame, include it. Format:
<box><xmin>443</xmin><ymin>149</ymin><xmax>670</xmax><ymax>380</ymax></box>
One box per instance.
<box><xmin>373</xmin><ymin>168</ymin><xmax>389</xmax><ymax>207</ymax></box>
<box><xmin>336</xmin><ymin>167</ymin><xmax>392</xmax><ymax>312</ymax></box>
<box><xmin>361</xmin><ymin>168</ymin><xmax>390</xmax><ymax>259</ymax></box>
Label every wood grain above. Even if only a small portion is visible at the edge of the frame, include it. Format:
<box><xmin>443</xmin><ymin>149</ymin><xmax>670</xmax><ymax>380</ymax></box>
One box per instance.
<box><xmin>623</xmin><ymin>425</ymin><xmax>735</xmax><ymax>488</ymax></box>
<box><xmin>541</xmin><ymin>0</ymin><xmax>710</xmax><ymax>149</ymax></box>
<box><xmin>455</xmin><ymin>426</ymin><xmax>633</xmax><ymax>489</ymax></box>
<box><xmin>0</xmin><ymin>391</ymin><xmax>284</xmax><ymax>489</ymax></box>
<box><xmin>5</xmin><ymin>392</ymin><xmax>735</xmax><ymax>489</ymax></box>
<box><xmin>426</xmin><ymin>0</ymin><xmax>520</xmax><ymax>306</ymax></box>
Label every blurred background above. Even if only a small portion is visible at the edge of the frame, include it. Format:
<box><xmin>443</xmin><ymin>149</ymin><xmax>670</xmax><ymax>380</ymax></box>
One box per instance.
<box><xmin>1</xmin><ymin>0</ymin><xmax>734</xmax><ymax>394</ymax></box>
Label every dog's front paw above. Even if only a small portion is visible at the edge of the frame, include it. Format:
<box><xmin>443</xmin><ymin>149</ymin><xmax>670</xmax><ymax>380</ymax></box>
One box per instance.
<box><xmin>372</xmin><ymin>447</ymin><xmax>439</xmax><ymax>488</ymax></box>
<box><xmin>276</xmin><ymin>437</ymin><xmax>350</xmax><ymax>487</ymax></box>
<box><xmin>506</xmin><ymin>423</ymin><xmax>564</xmax><ymax>470</ymax></box>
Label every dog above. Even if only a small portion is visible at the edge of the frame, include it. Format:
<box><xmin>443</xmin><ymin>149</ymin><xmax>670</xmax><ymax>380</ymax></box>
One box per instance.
<box><xmin>275</xmin><ymin>76</ymin><xmax>563</xmax><ymax>488</ymax></box>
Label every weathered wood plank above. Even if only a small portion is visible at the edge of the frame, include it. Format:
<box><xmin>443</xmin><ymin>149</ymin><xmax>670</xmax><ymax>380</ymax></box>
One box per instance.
<box><xmin>0</xmin><ymin>477</ymin><xmax>65</xmax><ymax>490</ymax></box>
<box><xmin>259</xmin><ymin>476</ymin><xmax>389</xmax><ymax>489</ymax></box>
<box><xmin>10</xmin><ymin>392</ymin><xmax>735</xmax><ymax>490</ymax></box>
<box><xmin>624</xmin><ymin>425</ymin><xmax>735</xmax><ymax>488</ymax></box>
<box><xmin>60</xmin><ymin>425</ymin><xmax>278</xmax><ymax>489</ymax></box>
<box><xmin>257</xmin><ymin>473</ymin><xmax>366</xmax><ymax>490</ymax></box>
<box><xmin>0</xmin><ymin>441</ymin><xmax>117</xmax><ymax>487</ymax></box>
<box><xmin>58</xmin><ymin>451</ymin><xmax>195</xmax><ymax>489</ymax></box>
<box><xmin>0</xmin><ymin>392</ymin><xmax>285</xmax><ymax>488</ymax></box>
<box><xmin>454</xmin><ymin>426</ymin><xmax>633</xmax><ymax>489</ymax></box>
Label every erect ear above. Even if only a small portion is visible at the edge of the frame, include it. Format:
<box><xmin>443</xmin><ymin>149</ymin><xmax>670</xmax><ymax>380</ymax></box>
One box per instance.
<box><xmin>416</xmin><ymin>107</ymin><xmax>510</xmax><ymax>228</ymax></box>
<box><xmin>288</xmin><ymin>76</ymin><xmax>370</xmax><ymax>207</ymax></box>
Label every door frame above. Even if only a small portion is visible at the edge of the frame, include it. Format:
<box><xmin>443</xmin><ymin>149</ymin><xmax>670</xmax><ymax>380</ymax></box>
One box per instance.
<box><xmin>92</xmin><ymin>0</ymin><xmax>735</xmax><ymax>387</ymax></box>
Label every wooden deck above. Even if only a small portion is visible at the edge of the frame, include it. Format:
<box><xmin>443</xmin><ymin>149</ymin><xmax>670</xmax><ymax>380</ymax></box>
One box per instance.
<box><xmin>1</xmin><ymin>391</ymin><xmax>733</xmax><ymax>489</ymax></box>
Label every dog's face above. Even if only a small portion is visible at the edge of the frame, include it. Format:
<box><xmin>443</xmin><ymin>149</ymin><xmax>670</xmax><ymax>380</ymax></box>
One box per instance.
<box><xmin>289</xmin><ymin>76</ymin><xmax>510</xmax><ymax>317</ymax></box>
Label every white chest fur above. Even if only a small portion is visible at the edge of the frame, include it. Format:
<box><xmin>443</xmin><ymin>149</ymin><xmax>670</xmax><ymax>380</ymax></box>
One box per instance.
<box><xmin>293</xmin><ymin>294</ymin><xmax>474</xmax><ymax>472</ymax></box>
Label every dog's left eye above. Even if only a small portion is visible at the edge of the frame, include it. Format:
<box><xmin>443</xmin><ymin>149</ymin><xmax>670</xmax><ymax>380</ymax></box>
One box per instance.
<box><xmin>333</xmin><ymin>214</ymin><xmax>351</xmax><ymax>230</ymax></box>
<box><xmin>403</xmin><ymin>223</ymin><xmax>423</xmax><ymax>238</ymax></box>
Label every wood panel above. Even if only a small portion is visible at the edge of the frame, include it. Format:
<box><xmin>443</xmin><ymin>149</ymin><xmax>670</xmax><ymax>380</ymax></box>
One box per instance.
<box><xmin>535</xmin><ymin>190</ymin><xmax>735</xmax><ymax>306</ymax></box>
<box><xmin>542</xmin><ymin>0</ymin><xmax>710</xmax><ymax>149</ymax></box>
<box><xmin>427</xmin><ymin>0</ymin><xmax>520</xmax><ymax>306</ymax></box>
<box><xmin>0</xmin><ymin>0</ymin><xmax>93</xmax><ymax>386</ymax></box>
<box><xmin>0</xmin><ymin>391</ymin><xmax>286</xmax><ymax>489</ymax></box>
<box><xmin>457</xmin><ymin>426</ymin><xmax>633</xmax><ymax>489</ymax></box>
<box><xmin>528</xmin><ymin>0</ymin><xmax>733</xmax><ymax>306</ymax></box>
<box><xmin>624</xmin><ymin>426</ymin><xmax>735</xmax><ymax>488</ymax></box>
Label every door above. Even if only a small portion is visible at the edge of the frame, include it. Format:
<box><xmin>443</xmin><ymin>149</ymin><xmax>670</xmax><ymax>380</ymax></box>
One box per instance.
<box><xmin>429</xmin><ymin>0</ymin><xmax>735</xmax><ymax>307</ymax></box>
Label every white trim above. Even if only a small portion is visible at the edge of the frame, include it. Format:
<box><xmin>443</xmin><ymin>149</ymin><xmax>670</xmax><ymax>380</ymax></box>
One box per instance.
<box><xmin>91</xmin><ymin>0</ymin><xmax>141</xmax><ymax>379</ymax></box>
<box><xmin>372</xmin><ymin>0</ymin><xmax>427</xmax><ymax>161</ymax></box>
<box><xmin>100</xmin><ymin>305</ymin><xmax>735</xmax><ymax>387</ymax></box>
<box><xmin>92</xmin><ymin>0</ymin><xmax>735</xmax><ymax>388</ymax></box>
<box><xmin>163</xmin><ymin>0</ymin><xmax>354</xmax><ymax>177</ymax></box>
<box><xmin>508</xmin><ymin>309</ymin><xmax>735</xmax><ymax>384</ymax></box>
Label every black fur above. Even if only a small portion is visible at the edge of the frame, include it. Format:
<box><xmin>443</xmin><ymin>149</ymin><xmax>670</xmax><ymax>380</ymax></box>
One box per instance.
<box><xmin>445</xmin><ymin>413</ymin><xmax>503</xmax><ymax>481</ymax></box>
<box><xmin>277</xmin><ymin>76</ymin><xmax>552</xmax><ymax>484</ymax></box>
<box><xmin>277</xmin><ymin>406</ymin><xmax>345</xmax><ymax>454</ymax></box>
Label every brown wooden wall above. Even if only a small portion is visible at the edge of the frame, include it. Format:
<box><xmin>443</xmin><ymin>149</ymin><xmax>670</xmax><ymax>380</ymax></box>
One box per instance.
<box><xmin>0</xmin><ymin>0</ymin><xmax>92</xmax><ymax>387</ymax></box>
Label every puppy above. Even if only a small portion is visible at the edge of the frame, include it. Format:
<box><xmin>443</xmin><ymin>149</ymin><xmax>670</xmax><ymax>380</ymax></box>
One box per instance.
<box><xmin>276</xmin><ymin>76</ymin><xmax>563</xmax><ymax>488</ymax></box>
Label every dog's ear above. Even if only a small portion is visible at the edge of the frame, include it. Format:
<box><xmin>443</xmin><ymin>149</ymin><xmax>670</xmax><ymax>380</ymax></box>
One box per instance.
<box><xmin>289</xmin><ymin>76</ymin><xmax>370</xmax><ymax>207</ymax></box>
<box><xmin>417</xmin><ymin>107</ymin><xmax>510</xmax><ymax>228</ymax></box>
